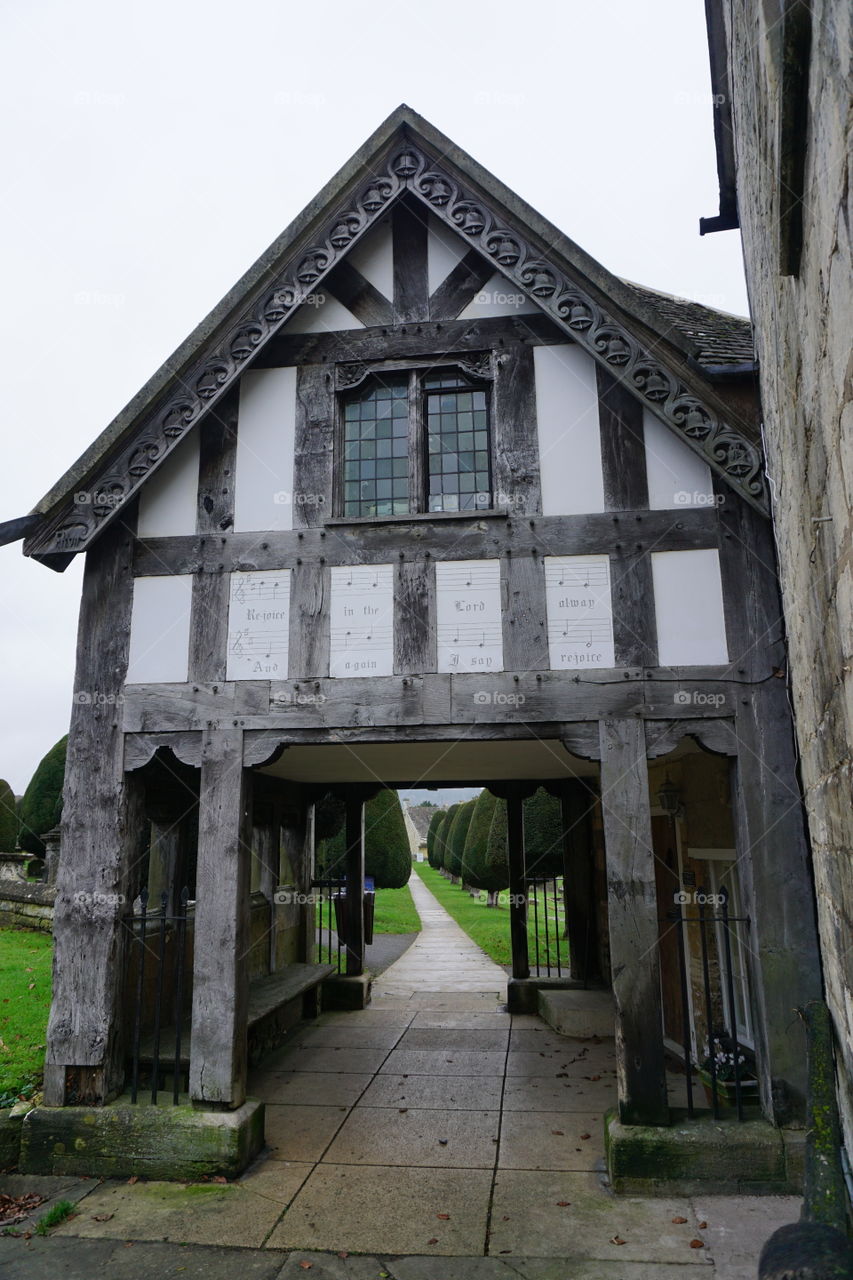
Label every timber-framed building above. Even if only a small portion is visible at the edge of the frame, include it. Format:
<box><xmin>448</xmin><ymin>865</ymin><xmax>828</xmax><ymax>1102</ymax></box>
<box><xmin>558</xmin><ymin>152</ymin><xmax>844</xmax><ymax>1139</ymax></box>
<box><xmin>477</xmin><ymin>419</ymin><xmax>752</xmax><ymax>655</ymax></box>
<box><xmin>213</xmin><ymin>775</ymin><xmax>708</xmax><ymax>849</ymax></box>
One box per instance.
<box><xmin>4</xmin><ymin>106</ymin><xmax>820</xmax><ymax>1182</ymax></box>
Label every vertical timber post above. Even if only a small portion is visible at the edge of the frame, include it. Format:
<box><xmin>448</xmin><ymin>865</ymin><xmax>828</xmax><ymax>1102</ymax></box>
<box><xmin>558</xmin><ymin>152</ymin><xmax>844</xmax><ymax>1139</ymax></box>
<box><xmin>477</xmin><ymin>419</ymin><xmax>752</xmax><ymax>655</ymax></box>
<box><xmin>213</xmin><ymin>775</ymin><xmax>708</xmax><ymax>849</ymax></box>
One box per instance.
<box><xmin>506</xmin><ymin>785</ymin><xmax>529</xmax><ymax>981</ymax></box>
<box><xmin>189</xmin><ymin>721</ymin><xmax>250</xmax><ymax>1108</ymax></box>
<box><xmin>344</xmin><ymin>786</ymin><xmax>365</xmax><ymax>977</ymax></box>
<box><xmin>599</xmin><ymin>717</ymin><xmax>669</xmax><ymax>1125</ymax></box>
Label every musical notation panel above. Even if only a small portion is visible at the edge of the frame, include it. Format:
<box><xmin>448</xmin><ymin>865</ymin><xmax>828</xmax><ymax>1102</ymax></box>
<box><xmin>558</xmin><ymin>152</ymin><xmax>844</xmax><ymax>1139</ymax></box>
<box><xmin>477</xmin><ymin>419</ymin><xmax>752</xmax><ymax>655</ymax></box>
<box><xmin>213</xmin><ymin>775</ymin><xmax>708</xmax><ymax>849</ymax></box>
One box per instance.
<box><xmin>329</xmin><ymin>564</ymin><xmax>394</xmax><ymax>677</ymax></box>
<box><xmin>436</xmin><ymin>559</ymin><xmax>503</xmax><ymax>673</ymax></box>
<box><xmin>227</xmin><ymin>570</ymin><xmax>291</xmax><ymax>680</ymax></box>
<box><xmin>544</xmin><ymin>555</ymin><xmax>615</xmax><ymax>670</ymax></box>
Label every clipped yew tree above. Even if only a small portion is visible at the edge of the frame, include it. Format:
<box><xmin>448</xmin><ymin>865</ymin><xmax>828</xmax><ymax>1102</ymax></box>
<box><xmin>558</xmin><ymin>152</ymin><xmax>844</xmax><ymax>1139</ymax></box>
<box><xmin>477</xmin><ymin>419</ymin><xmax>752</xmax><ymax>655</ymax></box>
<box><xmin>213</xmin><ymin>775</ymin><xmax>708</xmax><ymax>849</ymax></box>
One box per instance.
<box><xmin>523</xmin><ymin>787</ymin><xmax>564</xmax><ymax>879</ymax></box>
<box><xmin>0</xmin><ymin>779</ymin><xmax>17</xmax><ymax>852</ymax></box>
<box><xmin>482</xmin><ymin>793</ymin><xmax>511</xmax><ymax>905</ymax></box>
<box><xmin>18</xmin><ymin>735</ymin><xmax>67</xmax><ymax>855</ymax></box>
<box><xmin>446</xmin><ymin>797</ymin><xmax>477</xmax><ymax>887</ymax></box>
<box><xmin>321</xmin><ymin>789</ymin><xmax>411</xmax><ymax>888</ymax></box>
<box><xmin>437</xmin><ymin>803</ymin><xmax>461</xmax><ymax>877</ymax></box>
<box><xmin>364</xmin><ymin>789</ymin><xmax>411</xmax><ymax>888</ymax></box>
<box><xmin>461</xmin><ymin>787</ymin><xmax>493</xmax><ymax>894</ymax></box>
<box><xmin>426</xmin><ymin>808</ymin><xmax>446</xmax><ymax>868</ymax></box>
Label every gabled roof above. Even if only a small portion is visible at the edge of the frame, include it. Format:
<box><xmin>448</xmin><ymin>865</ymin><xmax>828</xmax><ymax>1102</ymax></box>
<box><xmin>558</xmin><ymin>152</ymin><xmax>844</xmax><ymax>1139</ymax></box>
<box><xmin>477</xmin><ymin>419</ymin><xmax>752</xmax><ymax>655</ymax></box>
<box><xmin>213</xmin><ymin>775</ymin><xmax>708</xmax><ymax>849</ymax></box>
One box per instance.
<box><xmin>19</xmin><ymin>105</ymin><xmax>767</xmax><ymax>568</ymax></box>
<box><xmin>406</xmin><ymin>805</ymin><xmax>437</xmax><ymax>841</ymax></box>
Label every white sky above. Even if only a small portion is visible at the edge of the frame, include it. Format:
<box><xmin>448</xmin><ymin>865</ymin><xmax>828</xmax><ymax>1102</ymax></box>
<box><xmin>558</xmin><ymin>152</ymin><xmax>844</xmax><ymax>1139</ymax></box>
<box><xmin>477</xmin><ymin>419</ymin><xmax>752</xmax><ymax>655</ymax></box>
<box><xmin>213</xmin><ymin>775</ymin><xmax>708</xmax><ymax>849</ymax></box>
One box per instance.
<box><xmin>0</xmin><ymin>0</ymin><xmax>749</xmax><ymax>793</ymax></box>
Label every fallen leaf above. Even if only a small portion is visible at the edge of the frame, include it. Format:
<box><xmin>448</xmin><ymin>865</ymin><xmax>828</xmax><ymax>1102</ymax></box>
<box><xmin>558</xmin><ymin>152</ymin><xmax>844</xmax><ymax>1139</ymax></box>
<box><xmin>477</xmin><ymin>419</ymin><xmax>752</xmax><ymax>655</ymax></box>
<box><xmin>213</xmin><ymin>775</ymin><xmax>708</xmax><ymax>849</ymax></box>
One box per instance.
<box><xmin>398</xmin><ymin>1108</ymin><xmax>408</xmax><ymax>1114</ymax></box>
<box><xmin>211</xmin><ymin>1176</ymin><xmax>227</xmax><ymax>1184</ymax></box>
<box><xmin>438</xmin><ymin>1139</ymin><xmax>448</xmax><ymax>1146</ymax></box>
<box><xmin>502</xmin><ymin>1215</ymin><xmax>510</xmax><ymax>1221</ymax></box>
<box><xmin>698</xmin><ymin>1221</ymin><xmax>708</xmax><ymax>1229</ymax></box>
<box><xmin>127</xmin><ymin>1176</ymin><xmax>138</xmax><ymax>1185</ymax></box>
<box><xmin>427</xmin><ymin>1237</ymin><xmax>439</xmax><ymax>1245</ymax></box>
<box><xmin>580</xmin><ymin>1133</ymin><xmax>591</xmax><ymax>1140</ymax></box>
<box><xmin>550</xmin><ymin>1130</ymin><xmax>564</xmax><ymax>1136</ymax></box>
<box><xmin>672</xmin><ymin>1216</ymin><xmax>688</xmax><ymax>1224</ymax></box>
<box><xmin>337</xmin><ymin>1253</ymin><xmax>348</xmax><ymax>1259</ymax></box>
<box><xmin>436</xmin><ymin>1213</ymin><xmax>450</xmax><ymax>1220</ymax></box>
<box><xmin>92</xmin><ymin>1213</ymin><xmax>113</xmax><ymax>1222</ymax></box>
<box><xmin>610</xmin><ymin>1235</ymin><xmax>626</xmax><ymax>1245</ymax></box>
<box><xmin>556</xmin><ymin>1201</ymin><xmax>571</xmax><ymax>1207</ymax></box>
<box><xmin>689</xmin><ymin>1239</ymin><xmax>705</xmax><ymax>1249</ymax></box>
<box><xmin>298</xmin><ymin>1263</ymin><xmax>313</xmax><ymax>1270</ymax></box>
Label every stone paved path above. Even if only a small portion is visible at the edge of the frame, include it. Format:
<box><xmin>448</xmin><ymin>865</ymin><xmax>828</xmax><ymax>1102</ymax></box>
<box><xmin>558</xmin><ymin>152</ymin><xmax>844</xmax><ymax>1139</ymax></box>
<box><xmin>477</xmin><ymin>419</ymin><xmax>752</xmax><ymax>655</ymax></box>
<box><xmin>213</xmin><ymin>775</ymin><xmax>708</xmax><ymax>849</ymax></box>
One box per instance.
<box><xmin>3</xmin><ymin>871</ymin><xmax>800</xmax><ymax>1278</ymax></box>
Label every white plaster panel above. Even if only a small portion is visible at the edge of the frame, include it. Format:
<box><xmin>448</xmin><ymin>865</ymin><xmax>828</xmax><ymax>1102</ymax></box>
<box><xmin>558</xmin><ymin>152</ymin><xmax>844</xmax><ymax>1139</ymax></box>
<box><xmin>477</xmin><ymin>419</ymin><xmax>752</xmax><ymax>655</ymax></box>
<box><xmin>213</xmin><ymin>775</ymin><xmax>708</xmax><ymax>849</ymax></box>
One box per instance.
<box><xmin>136</xmin><ymin>432</ymin><xmax>199</xmax><ymax>538</ymax></box>
<box><xmin>457</xmin><ymin>271</ymin><xmax>540</xmax><ymax>319</ymax></box>
<box><xmin>126</xmin><ymin>575</ymin><xmax>193</xmax><ymax>684</ymax></box>
<box><xmin>652</xmin><ymin>549</ymin><xmax>729</xmax><ymax>666</ymax></box>
<box><xmin>533</xmin><ymin>344</ymin><xmax>604</xmax><ymax>515</ymax></box>
<box><xmin>329</xmin><ymin>564</ymin><xmax>394</xmax><ymax>677</ymax></box>
<box><xmin>427</xmin><ymin>213</ymin><xmax>467</xmax><ymax>294</ymax></box>
<box><xmin>435</xmin><ymin>560</ymin><xmax>503</xmax><ymax>673</ymax></box>
<box><xmin>643</xmin><ymin>409</ymin><xmax>715</xmax><ymax>509</ymax></box>
<box><xmin>226</xmin><ymin>569</ymin><xmax>291</xmax><ymax>680</ymax></box>
<box><xmin>544</xmin><ymin>555</ymin><xmax>615</xmax><ymax>670</ymax></box>
<box><xmin>347</xmin><ymin>218</ymin><xmax>394</xmax><ymax>300</ymax></box>
<box><xmin>234</xmin><ymin>367</ymin><xmax>297</xmax><ymax>532</ymax></box>
<box><xmin>285</xmin><ymin>293</ymin><xmax>363</xmax><ymax>334</ymax></box>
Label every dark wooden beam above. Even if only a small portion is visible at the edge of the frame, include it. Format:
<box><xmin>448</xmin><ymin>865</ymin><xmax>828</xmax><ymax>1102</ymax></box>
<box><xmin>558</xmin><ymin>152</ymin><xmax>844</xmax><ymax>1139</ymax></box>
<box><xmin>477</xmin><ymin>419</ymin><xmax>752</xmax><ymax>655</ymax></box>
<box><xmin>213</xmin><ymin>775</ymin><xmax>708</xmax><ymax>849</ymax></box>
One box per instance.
<box><xmin>505</xmin><ymin>784</ymin><xmax>530</xmax><ymax>980</ymax></box>
<box><xmin>596</xmin><ymin>365</ymin><xmax>649</xmax><ymax>511</ymax></box>
<box><xmin>189</xmin><ymin>722</ymin><xmax>250</xmax><ymax>1107</ymax></box>
<box><xmin>343</xmin><ymin>786</ymin><xmax>366</xmax><ymax>976</ymax></box>
<box><xmin>598</xmin><ymin>716</ymin><xmax>668</xmax><ymax>1125</ymax></box>
<box><xmin>292</xmin><ymin>364</ymin><xmax>335</xmax><ymax>529</ymax></box>
<box><xmin>325</xmin><ymin>260</ymin><xmax>394</xmax><ymax>327</ymax></box>
<box><xmin>492</xmin><ymin>343</ymin><xmax>542</xmax><ymax>518</ymax></box>
<box><xmin>44</xmin><ymin>519</ymin><xmax>143</xmax><ymax>1106</ymax></box>
<box><xmin>392</xmin><ymin>199</ymin><xmax>429</xmax><ymax>323</ymax></box>
<box><xmin>429</xmin><ymin>248</ymin><xmax>496</xmax><ymax>320</ymax></box>
<box><xmin>133</xmin><ymin>508</ymin><xmax>719</xmax><ymax>577</ymax></box>
<box><xmin>395</xmin><ymin>558</ymin><xmax>435</xmax><ymax>674</ymax></box>
<box><xmin>196</xmin><ymin>386</ymin><xmax>238</xmax><ymax>534</ymax></box>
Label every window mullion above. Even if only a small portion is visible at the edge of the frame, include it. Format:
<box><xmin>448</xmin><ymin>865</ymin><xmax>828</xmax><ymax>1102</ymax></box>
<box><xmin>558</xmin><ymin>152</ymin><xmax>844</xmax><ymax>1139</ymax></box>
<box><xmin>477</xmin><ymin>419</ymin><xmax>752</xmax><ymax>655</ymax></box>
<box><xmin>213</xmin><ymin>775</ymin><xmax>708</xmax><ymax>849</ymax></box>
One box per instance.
<box><xmin>408</xmin><ymin>369</ymin><xmax>423</xmax><ymax>514</ymax></box>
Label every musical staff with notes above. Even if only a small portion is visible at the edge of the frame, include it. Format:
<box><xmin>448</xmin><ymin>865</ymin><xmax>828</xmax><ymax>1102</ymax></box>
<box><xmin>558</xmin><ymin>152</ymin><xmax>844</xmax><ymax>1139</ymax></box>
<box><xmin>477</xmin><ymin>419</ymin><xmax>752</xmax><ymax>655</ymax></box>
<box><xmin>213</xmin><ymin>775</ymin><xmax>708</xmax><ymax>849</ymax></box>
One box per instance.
<box><xmin>544</xmin><ymin>555</ymin><xmax>615</xmax><ymax>670</ymax></box>
<box><xmin>436</xmin><ymin>559</ymin><xmax>504</xmax><ymax>673</ymax></box>
<box><xmin>329</xmin><ymin>564</ymin><xmax>394</xmax><ymax>677</ymax></box>
<box><xmin>227</xmin><ymin>569</ymin><xmax>291</xmax><ymax>679</ymax></box>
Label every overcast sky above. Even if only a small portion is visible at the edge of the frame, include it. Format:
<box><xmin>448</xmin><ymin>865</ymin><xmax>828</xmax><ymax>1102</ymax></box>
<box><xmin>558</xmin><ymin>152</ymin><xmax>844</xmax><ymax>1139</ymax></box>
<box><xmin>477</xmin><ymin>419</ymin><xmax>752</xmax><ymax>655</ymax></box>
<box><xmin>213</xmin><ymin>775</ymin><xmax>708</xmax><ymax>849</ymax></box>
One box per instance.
<box><xmin>0</xmin><ymin>0</ymin><xmax>749</xmax><ymax>794</ymax></box>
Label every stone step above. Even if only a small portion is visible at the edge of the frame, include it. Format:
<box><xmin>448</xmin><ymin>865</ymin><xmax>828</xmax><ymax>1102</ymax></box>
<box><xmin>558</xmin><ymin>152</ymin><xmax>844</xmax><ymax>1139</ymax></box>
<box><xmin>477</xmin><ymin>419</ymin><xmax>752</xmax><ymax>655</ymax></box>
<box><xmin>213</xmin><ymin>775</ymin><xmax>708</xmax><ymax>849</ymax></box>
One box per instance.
<box><xmin>538</xmin><ymin>985</ymin><xmax>615</xmax><ymax>1038</ymax></box>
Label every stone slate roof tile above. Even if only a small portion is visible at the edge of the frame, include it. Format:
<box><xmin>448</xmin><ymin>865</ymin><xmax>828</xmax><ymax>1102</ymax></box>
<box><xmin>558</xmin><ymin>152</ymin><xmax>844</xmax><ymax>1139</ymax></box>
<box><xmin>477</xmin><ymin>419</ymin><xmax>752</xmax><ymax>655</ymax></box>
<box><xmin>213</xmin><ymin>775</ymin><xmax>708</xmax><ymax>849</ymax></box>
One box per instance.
<box><xmin>622</xmin><ymin>281</ymin><xmax>755</xmax><ymax>368</ymax></box>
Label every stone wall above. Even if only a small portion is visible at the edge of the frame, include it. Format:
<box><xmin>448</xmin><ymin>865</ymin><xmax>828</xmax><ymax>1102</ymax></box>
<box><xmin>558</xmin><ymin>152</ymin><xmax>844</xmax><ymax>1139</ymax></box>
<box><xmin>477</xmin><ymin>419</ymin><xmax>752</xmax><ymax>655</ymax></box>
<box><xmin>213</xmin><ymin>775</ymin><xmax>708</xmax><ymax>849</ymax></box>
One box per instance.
<box><xmin>0</xmin><ymin>882</ymin><xmax>55</xmax><ymax>932</ymax></box>
<box><xmin>723</xmin><ymin>0</ymin><xmax>853</xmax><ymax>1143</ymax></box>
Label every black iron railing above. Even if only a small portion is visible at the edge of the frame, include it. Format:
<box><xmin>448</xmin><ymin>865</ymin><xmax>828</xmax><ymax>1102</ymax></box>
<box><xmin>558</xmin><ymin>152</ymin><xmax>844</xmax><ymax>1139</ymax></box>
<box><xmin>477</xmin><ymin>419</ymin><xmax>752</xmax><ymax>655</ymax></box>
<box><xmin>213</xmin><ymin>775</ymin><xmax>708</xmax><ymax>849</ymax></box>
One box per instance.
<box><xmin>311</xmin><ymin>877</ymin><xmax>345</xmax><ymax>974</ymax></box>
<box><xmin>667</xmin><ymin>888</ymin><xmax>754</xmax><ymax>1121</ymax></box>
<box><xmin>526</xmin><ymin>875</ymin><xmax>566</xmax><ymax>977</ymax></box>
<box><xmin>127</xmin><ymin>886</ymin><xmax>190</xmax><ymax>1105</ymax></box>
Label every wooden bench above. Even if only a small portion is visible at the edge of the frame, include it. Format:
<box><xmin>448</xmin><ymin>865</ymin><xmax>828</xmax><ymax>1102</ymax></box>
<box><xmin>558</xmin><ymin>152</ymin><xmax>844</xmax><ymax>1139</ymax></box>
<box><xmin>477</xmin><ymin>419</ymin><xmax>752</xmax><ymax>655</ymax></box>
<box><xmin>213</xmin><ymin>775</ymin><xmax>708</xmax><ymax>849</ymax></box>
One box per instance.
<box><xmin>133</xmin><ymin>962</ymin><xmax>335</xmax><ymax>1077</ymax></box>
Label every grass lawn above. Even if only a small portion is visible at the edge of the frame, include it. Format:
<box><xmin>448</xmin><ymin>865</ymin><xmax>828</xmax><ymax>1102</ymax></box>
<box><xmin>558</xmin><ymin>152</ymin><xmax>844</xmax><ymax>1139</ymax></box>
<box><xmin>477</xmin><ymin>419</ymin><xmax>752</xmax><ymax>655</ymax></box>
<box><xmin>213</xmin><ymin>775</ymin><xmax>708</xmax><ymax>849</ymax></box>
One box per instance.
<box><xmin>0</xmin><ymin>928</ymin><xmax>52</xmax><ymax>1105</ymax></box>
<box><xmin>413</xmin><ymin>863</ymin><xmax>513</xmax><ymax>966</ymax></box>
<box><xmin>372</xmin><ymin>879</ymin><xmax>421</xmax><ymax>934</ymax></box>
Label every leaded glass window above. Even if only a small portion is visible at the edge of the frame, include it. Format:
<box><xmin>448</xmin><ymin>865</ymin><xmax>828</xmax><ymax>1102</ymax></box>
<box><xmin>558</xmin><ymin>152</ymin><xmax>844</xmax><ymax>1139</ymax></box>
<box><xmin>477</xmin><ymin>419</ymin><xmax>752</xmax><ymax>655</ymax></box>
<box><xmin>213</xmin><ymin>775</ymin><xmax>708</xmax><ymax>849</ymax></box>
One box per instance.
<box><xmin>424</xmin><ymin>372</ymin><xmax>491</xmax><ymax>513</ymax></box>
<box><xmin>341</xmin><ymin>367</ymin><xmax>492</xmax><ymax>518</ymax></box>
<box><xmin>342</xmin><ymin>377</ymin><xmax>410</xmax><ymax>518</ymax></box>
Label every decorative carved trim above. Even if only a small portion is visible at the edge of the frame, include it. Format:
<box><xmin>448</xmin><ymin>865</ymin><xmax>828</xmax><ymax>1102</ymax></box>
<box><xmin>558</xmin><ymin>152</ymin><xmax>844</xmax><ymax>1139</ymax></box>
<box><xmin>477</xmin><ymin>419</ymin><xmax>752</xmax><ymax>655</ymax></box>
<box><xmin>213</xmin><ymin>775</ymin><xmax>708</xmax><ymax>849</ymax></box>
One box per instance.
<box><xmin>560</xmin><ymin>725</ymin><xmax>603</xmax><ymax>762</ymax></box>
<box><xmin>334</xmin><ymin>351</ymin><xmax>493</xmax><ymax>392</ymax></box>
<box><xmin>28</xmin><ymin>135</ymin><xmax>767</xmax><ymax>561</ymax></box>
<box><xmin>243</xmin><ymin>731</ymin><xmax>290</xmax><ymax>768</ymax></box>
<box><xmin>401</xmin><ymin>148</ymin><xmax>767</xmax><ymax>512</ymax></box>
<box><xmin>123</xmin><ymin>732</ymin><xmax>204</xmax><ymax>771</ymax></box>
<box><xmin>645</xmin><ymin>719</ymin><xmax>738</xmax><ymax>758</ymax></box>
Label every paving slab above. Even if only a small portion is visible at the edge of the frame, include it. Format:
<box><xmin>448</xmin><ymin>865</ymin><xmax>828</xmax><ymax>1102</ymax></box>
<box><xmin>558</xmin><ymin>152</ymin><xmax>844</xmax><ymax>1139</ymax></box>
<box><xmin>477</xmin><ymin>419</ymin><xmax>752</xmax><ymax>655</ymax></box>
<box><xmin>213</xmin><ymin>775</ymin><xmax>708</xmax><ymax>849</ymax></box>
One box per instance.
<box><xmin>0</xmin><ymin>1237</ymin><xmax>289</xmax><ymax>1279</ymax></box>
<box><xmin>260</xmin><ymin>1046</ymin><xmax>390</xmax><ymax>1075</ymax></box>
<box><xmin>316</xmin><ymin>1009</ymin><xmax>415</xmax><ymax>1027</ymax></box>
<box><xmin>323</xmin><ymin>1106</ymin><xmax>500</xmax><ymax>1168</ymax></box>
<box><xmin>488</xmin><ymin>1171</ymin><xmax>707</xmax><ymax>1263</ymax></box>
<box><xmin>503</xmin><ymin>1074</ymin><xmax>617</xmax><ymax>1113</ymax></box>
<box><xmin>50</xmin><ymin>1173</ymin><xmax>303</xmax><ymax>1247</ymax></box>
<box><xmin>396</xmin><ymin>1027</ymin><xmax>509</xmax><ymax>1052</ymax></box>
<box><xmin>250</xmin><ymin>1072</ymin><xmax>373</xmax><ymax>1107</ymax></box>
<box><xmin>357</xmin><ymin>1072</ymin><xmax>504</xmax><ymax>1111</ymax></box>
<box><xmin>380</xmin><ymin>1049</ymin><xmax>507</xmax><ymax>1077</ymax></box>
<box><xmin>506</xmin><ymin>1046</ymin><xmax>617</xmax><ymax>1077</ymax></box>
<box><xmin>265</xmin><ymin>1164</ymin><xmax>493</xmax><ymax>1255</ymax></box>
<box><xmin>498</xmin><ymin>1110</ymin><xmax>605</xmax><ymax>1171</ymax></box>
<box><xmin>264</xmin><ymin>1105</ymin><xmax>350</xmax><ymax>1162</ymax></box>
<box><xmin>276</xmin><ymin>1253</ymin><xmax>393</xmax><ymax>1279</ymax></box>
<box><xmin>282</xmin><ymin>1024</ymin><xmax>406</xmax><ymax>1050</ymax></box>
<box><xmin>688</xmin><ymin>1193</ymin><xmax>801</xmax><ymax>1270</ymax></box>
<box><xmin>409</xmin><ymin>1011</ymin><xmax>511</xmax><ymax>1029</ymax></box>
